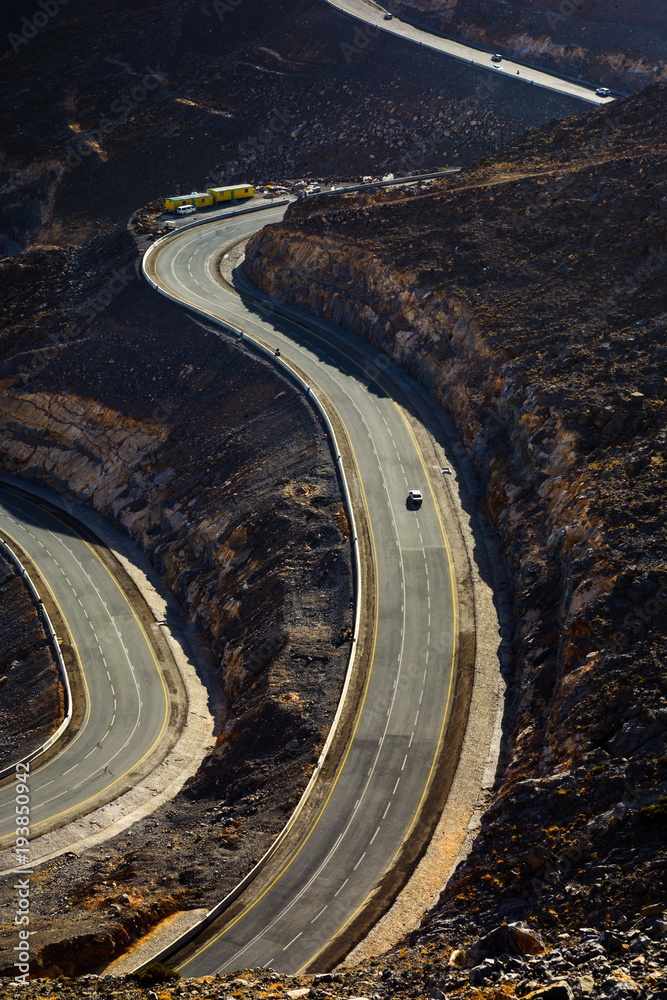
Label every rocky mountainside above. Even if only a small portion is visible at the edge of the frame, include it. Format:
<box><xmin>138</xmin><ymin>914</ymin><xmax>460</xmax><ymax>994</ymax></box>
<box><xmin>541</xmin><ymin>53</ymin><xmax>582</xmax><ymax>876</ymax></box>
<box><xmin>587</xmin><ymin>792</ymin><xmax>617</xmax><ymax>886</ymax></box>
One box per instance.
<box><xmin>380</xmin><ymin>0</ymin><xmax>667</xmax><ymax>92</ymax></box>
<box><xmin>241</xmin><ymin>83</ymin><xmax>667</xmax><ymax>997</ymax></box>
<box><xmin>0</xmin><ymin>0</ymin><xmax>584</xmax><ymax>250</ymax></box>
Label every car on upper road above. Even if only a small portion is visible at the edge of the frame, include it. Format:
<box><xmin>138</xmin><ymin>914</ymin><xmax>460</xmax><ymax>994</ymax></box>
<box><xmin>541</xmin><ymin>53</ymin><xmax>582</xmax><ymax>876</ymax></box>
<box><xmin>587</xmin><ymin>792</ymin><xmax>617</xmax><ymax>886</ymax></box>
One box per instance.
<box><xmin>595</xmin><ymin>87</ymin><xmax>611</xmax><ymax>97</ymax></box>
<box><xmin>491</xmin><ymin>53</ymin><xmax>503</xmax><ymax>63</ymax></box>
<box><xmin>384</xmin><ymin>12</ymin><xmax>394</xmax><ymax>19</ymax></box>
<box><xmin>408</xmin><ymin>490</ymin><xmax>423</xmax><ymax>508</ymax></box>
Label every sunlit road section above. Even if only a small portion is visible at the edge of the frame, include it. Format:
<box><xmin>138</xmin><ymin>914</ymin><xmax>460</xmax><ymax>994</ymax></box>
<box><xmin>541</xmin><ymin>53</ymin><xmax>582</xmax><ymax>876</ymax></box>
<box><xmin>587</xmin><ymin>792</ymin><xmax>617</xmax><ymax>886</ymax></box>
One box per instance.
<box><xmin>0</xmin><ymin>488</ymin><xmax>169</xmax><ymax>846</ymax></box>
<box><xmin>148</xmin><ymin>206</ymin><xmax>459</xmax><ymax>974</ymax></box>
<box><xmin>324</xmin><ymin>0</ymin><xmax>617</xmax><ymax>105</ymax></box>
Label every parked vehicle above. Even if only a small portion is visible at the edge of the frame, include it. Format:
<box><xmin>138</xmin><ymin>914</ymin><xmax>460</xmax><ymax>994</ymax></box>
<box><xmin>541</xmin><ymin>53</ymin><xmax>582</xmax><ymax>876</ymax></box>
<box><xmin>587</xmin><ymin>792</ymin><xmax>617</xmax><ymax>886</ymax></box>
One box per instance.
<box><xmin>176</xmin><ymin>205</ymin><xmax>196</xmax><ymax>215</ymax></box>
<box><xmin>165</xmin><ymin>192</ymin><xmax>213</xmax><ymax>212</ymax></box>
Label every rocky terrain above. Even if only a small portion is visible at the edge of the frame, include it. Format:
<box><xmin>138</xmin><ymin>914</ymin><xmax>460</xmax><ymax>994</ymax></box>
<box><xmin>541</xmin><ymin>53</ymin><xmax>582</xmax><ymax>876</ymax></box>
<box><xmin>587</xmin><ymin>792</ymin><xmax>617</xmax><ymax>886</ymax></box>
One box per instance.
<box><xmin>0</xmin><ymin>549</ymin><xmax>64</xmax><ymax>768</ymax></box>
<box><xmin>380</xmin><ymin>0</ymin><xmax>667</xmax><ymax>92</ymax></box>
<box><xmin>239</xmin><ymin>83</ymin><xmax>667</xmax><ymax>996</ymax></box>
<box><xmin>0</xmin><ymin>0</ymin><xmax>584</xmax><ymax>251</ymax></box>
<box><xmin>2</xmin><ymin>913</ymin><xmax>667</xmax><ymax>999</ymax></box>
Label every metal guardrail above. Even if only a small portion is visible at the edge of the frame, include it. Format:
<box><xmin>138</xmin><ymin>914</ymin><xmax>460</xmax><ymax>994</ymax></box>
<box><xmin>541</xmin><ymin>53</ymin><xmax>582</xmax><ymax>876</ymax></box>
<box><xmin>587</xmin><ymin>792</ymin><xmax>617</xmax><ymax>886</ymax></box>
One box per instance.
<box><xmin>157</xmin><ymin>199</ymin><xmax>291</xmax><ymax>235</ymax></box>
<box><xmin>303</xmin><ymin>169</ymin><xmax>461</xmax><ymax>198</ymax></box>
<box><xmin>140</xmin><ymin>215</ymin><xmax>364</xmax><ymax>969</ymax></box>
<box><xmin>0</xmin><ymin>539</ymin><xmax>73</xmax><ymax>781</ymax></box>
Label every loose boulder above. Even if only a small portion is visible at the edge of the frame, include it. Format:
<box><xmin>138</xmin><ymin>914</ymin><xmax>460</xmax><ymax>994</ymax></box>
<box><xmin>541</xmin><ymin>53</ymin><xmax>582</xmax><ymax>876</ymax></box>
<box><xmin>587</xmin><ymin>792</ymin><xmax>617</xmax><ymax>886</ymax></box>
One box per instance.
<box><xmin>525</xmin><ymin>983</ymin><xmax>574</xmax><ymax>1000</ymax></box>
<box><xmin>467</xmin><ymin>921</ymin><xmax>547</xmax><ymax>965</ymax></box>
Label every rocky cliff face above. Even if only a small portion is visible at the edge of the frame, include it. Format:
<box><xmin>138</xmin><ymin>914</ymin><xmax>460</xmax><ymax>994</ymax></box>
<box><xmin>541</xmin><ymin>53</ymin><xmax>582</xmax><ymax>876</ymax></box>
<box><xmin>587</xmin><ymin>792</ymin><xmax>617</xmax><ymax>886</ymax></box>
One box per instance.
<box><xmin>244</xmin><ymin>84</ymin><xmax>667</xmax><ymax>949</ymax></box>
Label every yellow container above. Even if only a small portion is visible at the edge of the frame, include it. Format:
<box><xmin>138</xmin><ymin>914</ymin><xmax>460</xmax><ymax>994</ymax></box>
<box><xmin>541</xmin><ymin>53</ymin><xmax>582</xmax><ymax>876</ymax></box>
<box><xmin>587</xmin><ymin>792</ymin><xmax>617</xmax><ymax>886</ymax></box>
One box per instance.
<box><xmin>164</xmin><ymin>192</ymin><xmax>213</xmax><ymax>211</ymax></box>
<box><xmin>207</xmin><ymin>184</ymin><xmax>255</xmax><ymax>202</ymax></box>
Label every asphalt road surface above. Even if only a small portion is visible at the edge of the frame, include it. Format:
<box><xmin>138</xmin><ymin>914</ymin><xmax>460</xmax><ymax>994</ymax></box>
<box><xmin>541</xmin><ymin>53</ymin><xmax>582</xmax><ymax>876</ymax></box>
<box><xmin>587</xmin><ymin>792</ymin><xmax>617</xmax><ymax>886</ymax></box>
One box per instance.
<box><xmin>324</xmin><ymin>0</ymin><xmax>617</xmax><ymax>105</ymax></box>
<box><xmin>0</xmin><ymin>487</ymin><xmax>170</xmax><ymax>848</ymax></box>
<box><xmin>148</xmin><ymin>207</ymin><xmax>459</xmax><ymax>974</ymax></box>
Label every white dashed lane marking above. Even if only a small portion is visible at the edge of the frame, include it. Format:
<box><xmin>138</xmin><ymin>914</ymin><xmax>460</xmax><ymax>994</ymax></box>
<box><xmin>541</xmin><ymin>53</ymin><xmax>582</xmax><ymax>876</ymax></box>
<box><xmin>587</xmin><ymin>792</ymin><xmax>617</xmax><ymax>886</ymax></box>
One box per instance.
<box><xmin>334</xmin><ymin>879</ymin><xmax>349</xmax><ymax>897</ymax></box>
<box><xmin>282</xmin><ymin>932</ymin><xmax>302</xmax><ymax>952</ymax></box>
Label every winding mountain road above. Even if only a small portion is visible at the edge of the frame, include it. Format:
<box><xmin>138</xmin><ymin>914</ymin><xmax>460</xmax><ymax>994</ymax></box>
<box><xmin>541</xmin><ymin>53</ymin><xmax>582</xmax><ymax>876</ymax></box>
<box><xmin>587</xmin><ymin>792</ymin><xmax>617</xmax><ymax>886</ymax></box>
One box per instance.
<box><xmin>324</xmin><ymin>0</ymin><xmax>617</xmax><ymax>104</ymax></box>
<box><xmin>145</xmin><ymin>206</ymin><xmax>465</xmax><ymax>974</ymax></box>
